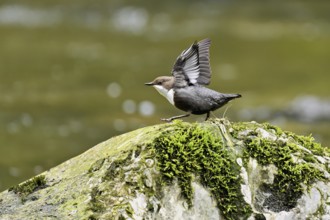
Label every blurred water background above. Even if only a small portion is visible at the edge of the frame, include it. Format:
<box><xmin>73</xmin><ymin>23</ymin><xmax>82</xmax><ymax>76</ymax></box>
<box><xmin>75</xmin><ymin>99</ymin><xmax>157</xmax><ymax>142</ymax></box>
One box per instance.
<box><xmin>0</xmin><ymin>0</ymin><xmax>329</xmax><ymax>191</ymax></box>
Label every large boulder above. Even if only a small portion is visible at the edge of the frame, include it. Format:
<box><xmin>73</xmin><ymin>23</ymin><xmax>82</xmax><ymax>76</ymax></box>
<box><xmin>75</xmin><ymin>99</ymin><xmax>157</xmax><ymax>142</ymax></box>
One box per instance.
<box><xmin>0</xmin><ymin>119</ymin><xmax>329</xmax><ymax>220</ymax></box>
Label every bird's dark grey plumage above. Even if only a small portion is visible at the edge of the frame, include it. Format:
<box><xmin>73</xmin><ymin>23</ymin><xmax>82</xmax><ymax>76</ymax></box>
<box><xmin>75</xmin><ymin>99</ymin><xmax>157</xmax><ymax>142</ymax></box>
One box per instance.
<box><xmin>145</xmin><ymin>38</ymin><xmax>241</xmax><ymax>122</ymax></box>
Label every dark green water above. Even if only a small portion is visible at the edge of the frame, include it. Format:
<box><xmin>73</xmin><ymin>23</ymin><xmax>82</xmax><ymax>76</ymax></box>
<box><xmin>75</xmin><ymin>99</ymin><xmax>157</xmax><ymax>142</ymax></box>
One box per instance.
<box><xmin>0</xmin><ymin>0</ymin><xmax>329</xmax><ymax>191</ymax></box>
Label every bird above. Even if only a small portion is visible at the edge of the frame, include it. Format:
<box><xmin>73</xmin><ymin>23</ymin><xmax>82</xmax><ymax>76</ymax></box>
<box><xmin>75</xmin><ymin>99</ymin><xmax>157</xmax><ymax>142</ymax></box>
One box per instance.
<box><xmin>145</xmin><ymin>38</ymin><xmax>241</xmax><ymax>122</ymax></box>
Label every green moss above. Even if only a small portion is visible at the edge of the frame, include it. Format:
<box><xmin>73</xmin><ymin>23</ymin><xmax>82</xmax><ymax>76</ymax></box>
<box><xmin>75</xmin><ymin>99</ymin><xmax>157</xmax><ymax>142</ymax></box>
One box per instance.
<box><xmin>263</xmin><ymin>123</ymin><xmax>284</xmax><ymax>136</ymax></box>
<box><xmin>231</xmin><ymin>121</ymin><xmax>326</xmax><ymax>211</ymax></box>
<box><xmin>86</xmin><ymin>153</ymin><xmax>132</xmax><ymax>219</ymax></box>
<box><xmin>88</xmin><ymin>158</ymin><xmax>105</xmax><ymax>175</ymax></box>
<box><xmin>88</xmin><ymin>187</ymin><xmax>105</xmax><ymax>212</ymax></box>
<box><xmin>87</xmin><ymin>187</ymin><xmax>105</xmax><ymax>220</ymax></box>
<box><xmin>102</xmin><ymin>151</ymin><xmax>132</xmax><ymax>181</ymax></box>
<box><xmin>303</xmin><ymin>154</ymin><xmax>317</xmax><ymax>163</ymax></box>
<box><xmin>125</xmin><ymin>204</ymin><xmax>134</xmax><ymax>217</ymax></box>
<box><xmin>153</xmin><ymin>121</ymin><xmax>252</xmax><ymax>219</ymax></box>
<box><xmin>8</xmin><ymin>175</ymin><xmax>46</xmax><ymax>202</ymax></box>
<box><xmin>255</xmin><ymin>213</ymin><xmax>266</xmax><ymax>220</ymax></box>
<box><xmin>118</xmin><ymin>215</ymin><xmax>126</xmax><ymax>220</ymax></box>
<box><xmin>263</xmin><ymin>123</ymin><xmax>329</xmax><ymax>157</ymax></box>
<box><xmin>286</xmin><ymin>132</ymin><xmax>328</xmax><ymax>156</ymax></box>
<box><xmin>85</xmin><ymin>143</ymin><xmax>158</xmax><ymax>219</ymax></box>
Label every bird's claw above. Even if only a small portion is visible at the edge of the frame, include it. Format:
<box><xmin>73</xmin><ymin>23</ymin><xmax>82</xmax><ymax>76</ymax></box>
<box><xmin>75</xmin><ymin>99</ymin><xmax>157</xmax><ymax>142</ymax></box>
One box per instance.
<box><xmin>161</xmin><ymin>118</ymin><xmax>173</xmax><ymax>123</ymax></box>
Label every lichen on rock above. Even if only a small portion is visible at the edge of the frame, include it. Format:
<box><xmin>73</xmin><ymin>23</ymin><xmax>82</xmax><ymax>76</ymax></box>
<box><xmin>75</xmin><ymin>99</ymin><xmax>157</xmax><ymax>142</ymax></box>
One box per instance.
<box><xmin>0</xmin><ymin>119</ymin><xmax>329</xmax><ymax>220</ymax></box>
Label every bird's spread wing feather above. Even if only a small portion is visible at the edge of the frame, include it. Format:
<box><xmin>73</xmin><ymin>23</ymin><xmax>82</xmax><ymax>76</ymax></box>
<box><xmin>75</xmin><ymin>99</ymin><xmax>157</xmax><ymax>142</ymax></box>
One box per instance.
<box><xmin>172</xmin><ymin>38</ymin><xmax>211</xmax><ymax>87</ymax></box>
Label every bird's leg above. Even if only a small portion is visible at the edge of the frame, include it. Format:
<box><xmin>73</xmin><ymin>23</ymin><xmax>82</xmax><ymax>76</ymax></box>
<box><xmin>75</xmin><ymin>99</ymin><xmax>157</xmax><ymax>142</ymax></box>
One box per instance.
<box><xmin>161</xmin><ymin>114</ymin><xmax>190</xmax><ymax>122</ymax></box>
<box><xmin>205</xmin><ymin>112</ymin><xmax>210</xmax><ymax>121</ymax></box>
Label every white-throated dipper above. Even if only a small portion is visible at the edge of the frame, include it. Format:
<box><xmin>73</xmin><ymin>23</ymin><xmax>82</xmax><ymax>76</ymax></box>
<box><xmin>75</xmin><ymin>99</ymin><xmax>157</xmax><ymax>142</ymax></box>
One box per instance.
<box><xmin>145</xmin><ymin>38</ymin><xmax>241</xmax><ymax>122</ymax></box>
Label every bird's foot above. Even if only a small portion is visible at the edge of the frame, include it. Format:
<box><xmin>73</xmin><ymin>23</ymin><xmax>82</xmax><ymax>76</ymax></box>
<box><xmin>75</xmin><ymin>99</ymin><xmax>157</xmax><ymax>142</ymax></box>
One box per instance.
<box><xmin>161</xmin><ymin>114</ymin><xmax>190</xmax><ymax>122</ymax></box>
<box><xmin>161</xmin><ymin>118</ymin><xmax>173</xmax><ymax>123</ymax></box>
<box><xmin>204</xmin><ymin>112</ymin><xmax>210</xmax><ymax>121</ymax></box>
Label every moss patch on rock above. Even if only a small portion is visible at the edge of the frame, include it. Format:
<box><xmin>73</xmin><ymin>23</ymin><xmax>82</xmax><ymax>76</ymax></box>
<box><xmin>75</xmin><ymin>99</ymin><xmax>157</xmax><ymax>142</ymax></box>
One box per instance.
<box><xmin>153</xmin><ymin>120</ymin><xmax>252</xmax><ymax>219</ymax></box>
<box><xmin>83</xmin><ymin>120</ymin><xmax>253</xmax><ymax>219</ymax></box>
<box><xmin>231</xmin><ymin>121</ymin><xmax>328</xmax><ymax>211</ymax></box>
<box><xmin>8</xmin><ymin>175</ymin><xmax>46</xmax><ymax>203</ymax></box>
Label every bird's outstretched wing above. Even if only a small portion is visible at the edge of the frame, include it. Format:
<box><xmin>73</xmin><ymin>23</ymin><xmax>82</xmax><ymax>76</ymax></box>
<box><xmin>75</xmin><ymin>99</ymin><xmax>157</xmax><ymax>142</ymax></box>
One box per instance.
<box><xmin>172</xmin><ymin>38</ymin><xmax>211</xmax><ymax>87</ymax></box>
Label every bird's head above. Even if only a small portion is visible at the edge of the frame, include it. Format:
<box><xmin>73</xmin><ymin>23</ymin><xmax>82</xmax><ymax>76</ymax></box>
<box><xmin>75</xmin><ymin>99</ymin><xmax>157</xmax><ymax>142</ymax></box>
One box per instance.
<box><xmin>145</xmin><ymin>76</ymin><xmax>175</xmax><ymax>101</ymax></box>
<box><xmin>145</xmin><ymin>76</ymin><xmax>174</xmax><ymax>91</ymax></box>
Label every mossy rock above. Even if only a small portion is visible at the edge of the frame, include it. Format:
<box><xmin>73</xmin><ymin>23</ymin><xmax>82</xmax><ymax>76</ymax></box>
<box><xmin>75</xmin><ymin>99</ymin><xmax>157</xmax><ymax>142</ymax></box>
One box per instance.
<box><xmin>0</xmin><ymin>119</ymin><xmax>329</xmax><ymax>220</ymax></box>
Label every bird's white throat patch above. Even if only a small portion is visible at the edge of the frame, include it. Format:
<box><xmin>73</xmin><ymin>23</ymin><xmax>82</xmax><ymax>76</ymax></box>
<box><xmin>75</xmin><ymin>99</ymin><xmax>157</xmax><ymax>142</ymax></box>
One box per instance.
<box><xmin>154</xmin><ymin>85</ymin><xmax>174</xmax><ymax>105</ymax></box>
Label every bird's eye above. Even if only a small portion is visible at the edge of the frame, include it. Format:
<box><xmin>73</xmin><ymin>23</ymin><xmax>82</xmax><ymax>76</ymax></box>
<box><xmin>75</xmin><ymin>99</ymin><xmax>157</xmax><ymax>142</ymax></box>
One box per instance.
<box><xmin>157</xmin><ymin>81</ymin><xmax>162</xmax><ymax>85</ymax></box>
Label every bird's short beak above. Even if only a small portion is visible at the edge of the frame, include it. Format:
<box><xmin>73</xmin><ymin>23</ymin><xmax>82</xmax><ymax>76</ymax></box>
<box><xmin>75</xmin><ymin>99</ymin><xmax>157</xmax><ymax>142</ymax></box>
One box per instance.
<box><xmin>144</xmin><ymin>82</ymin><xmax>154</xmax><ymax>86</ymax></box>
